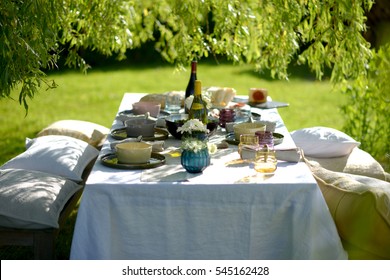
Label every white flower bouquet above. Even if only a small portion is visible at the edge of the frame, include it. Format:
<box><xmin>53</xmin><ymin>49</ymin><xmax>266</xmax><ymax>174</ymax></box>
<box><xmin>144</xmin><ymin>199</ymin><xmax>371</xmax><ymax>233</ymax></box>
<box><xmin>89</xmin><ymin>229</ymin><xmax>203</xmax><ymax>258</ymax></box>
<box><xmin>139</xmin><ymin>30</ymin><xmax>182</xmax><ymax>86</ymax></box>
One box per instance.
<box><xmin>181</xmin><ymin>137</ymin><xmax>217</xmax><ymax>154</ymax></box>
<box><xmin>177</xmin><ymin>119</ymin><xmax>209</xmax><ymax>135</ymax></box>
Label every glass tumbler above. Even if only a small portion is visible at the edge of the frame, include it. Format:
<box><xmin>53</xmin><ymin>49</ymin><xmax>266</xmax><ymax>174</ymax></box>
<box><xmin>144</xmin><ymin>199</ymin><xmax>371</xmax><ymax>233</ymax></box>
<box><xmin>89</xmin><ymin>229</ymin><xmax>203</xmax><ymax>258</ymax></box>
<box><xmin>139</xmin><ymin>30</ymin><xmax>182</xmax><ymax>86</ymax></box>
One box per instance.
<box><xmin>255</xmin><ymin>131</ymin><xmax>274</xmax><ymax>149</ymax></box>
<box><xmin>253</xmin><ymin>147</ymin><xmax>277</xmax><ymax>175</ymax></box>
<box><xmin>238</xmin><ymin>134</ymin><xmax>259</xmax><ymax>160</ymax></box>
<box><xmin>219</xmin><ymin>108</ymin><xmax>236</xmax><ymax>128</ymax></box>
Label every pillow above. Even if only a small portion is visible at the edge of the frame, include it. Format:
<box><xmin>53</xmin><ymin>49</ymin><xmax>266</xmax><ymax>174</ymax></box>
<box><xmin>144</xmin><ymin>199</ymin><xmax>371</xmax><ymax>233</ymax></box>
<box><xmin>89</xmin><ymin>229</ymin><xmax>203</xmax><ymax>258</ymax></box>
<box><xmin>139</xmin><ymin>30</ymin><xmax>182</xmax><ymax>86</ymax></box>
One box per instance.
<box><xmin>307</xmin><ymin>162</ymin><xmax>390</xmax><ymax>259</ymax></box>
<box><xmin>37</xmin><ymin>120</ymin><xmax>109</xmax><ymax>148</ymax></box>
<box><xmin>291</xmin><ymin>126</ymin><xmax>360</xmax><ymax>158</ymax></box>
<box><xmin>0</xmin><ymin>168</ymin><xmax>82</xmax><ymax>229</ymax></box>
<box><xmin>1</xmin><ymin>135</ymin><xmax>99</xmax><ymax>182</ymax></box>
<box><xmin>306</xmin><ymin>147</ymin><xmax>386</xmax><ymax>181</ymax></box>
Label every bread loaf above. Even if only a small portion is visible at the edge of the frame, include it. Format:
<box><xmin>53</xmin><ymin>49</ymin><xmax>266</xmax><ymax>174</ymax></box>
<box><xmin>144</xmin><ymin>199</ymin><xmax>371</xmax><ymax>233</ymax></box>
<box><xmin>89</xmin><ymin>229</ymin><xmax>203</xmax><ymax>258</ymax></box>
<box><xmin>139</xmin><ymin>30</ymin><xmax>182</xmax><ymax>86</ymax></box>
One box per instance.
<box><xmin>140</xmin><ymin>94</ymin><xmax>166</xmax><ymax>109</ymax></box>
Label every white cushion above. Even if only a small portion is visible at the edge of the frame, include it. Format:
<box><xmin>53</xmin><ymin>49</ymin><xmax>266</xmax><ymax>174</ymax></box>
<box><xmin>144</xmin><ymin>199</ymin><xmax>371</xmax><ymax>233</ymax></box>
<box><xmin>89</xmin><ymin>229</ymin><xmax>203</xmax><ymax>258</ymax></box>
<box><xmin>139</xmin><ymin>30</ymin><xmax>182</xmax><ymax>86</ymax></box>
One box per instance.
<box><xmin>308</xmin><ymin>163</ymin><xmax>390</xmax><ymax>259</ymax></box>
<box><xmin>291</xmin><ymin>126</ymin><xmax>360</xmax><ymax>158</ymax></box>
<box><xmin>1</xmin><ymin>135</ymin><xmax>98</xmax><ymax>182</ymax></box>
<box><xmin>306</xmin><ymin>147</ymin><xmax>386</xmax><ymax>181</ymax></box>
<box><xmin>0</xmin><ymin>169</ymin><xmax>82</xmax><ymax>229</ymax></box>
<box><xmin>36</xmin><ymin>120</ymin><xmax>109</xmax><ymax>147</ymax></box>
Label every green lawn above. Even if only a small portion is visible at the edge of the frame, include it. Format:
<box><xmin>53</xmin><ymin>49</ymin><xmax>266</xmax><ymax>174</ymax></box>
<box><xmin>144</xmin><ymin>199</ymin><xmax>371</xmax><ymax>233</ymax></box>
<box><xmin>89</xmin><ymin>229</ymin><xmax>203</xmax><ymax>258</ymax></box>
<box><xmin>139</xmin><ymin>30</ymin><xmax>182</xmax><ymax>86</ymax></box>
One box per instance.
<box><xmin>0</xmin><ymin>62</ymin><xmax>344</xmax><ymax>165</ymax></box>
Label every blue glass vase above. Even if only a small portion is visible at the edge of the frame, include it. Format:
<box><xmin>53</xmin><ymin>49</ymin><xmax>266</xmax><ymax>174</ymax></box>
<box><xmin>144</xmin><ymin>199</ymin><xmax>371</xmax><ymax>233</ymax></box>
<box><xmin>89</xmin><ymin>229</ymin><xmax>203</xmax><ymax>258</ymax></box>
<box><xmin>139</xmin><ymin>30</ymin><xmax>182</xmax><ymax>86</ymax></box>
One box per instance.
<box><xmin>181</xmin><ymin>148</ymin><xmax>210</xmax><ymax>173</ymax></box>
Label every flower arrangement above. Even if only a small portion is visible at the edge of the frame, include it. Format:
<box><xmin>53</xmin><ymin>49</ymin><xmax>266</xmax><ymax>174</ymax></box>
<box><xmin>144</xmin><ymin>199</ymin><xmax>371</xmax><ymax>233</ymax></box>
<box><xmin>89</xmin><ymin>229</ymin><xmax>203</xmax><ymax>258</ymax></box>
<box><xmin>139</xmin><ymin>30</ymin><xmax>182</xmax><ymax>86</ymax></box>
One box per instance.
<box><xmin>177</xmin><ymin>119</ymin><xmax>209</xmax><ymax>135</ymax></box>
<box><xmin>181</xmin><ymin>137</ymin><xmax>217</xmax><ymax>154</ymax></box>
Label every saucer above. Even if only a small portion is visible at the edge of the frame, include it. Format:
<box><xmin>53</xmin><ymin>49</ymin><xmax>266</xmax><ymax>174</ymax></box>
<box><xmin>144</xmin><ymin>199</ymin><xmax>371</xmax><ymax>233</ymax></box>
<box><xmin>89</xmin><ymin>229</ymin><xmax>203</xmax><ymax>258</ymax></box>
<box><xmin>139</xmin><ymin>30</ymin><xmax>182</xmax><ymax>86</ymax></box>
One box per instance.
<box><xmin>110</xmin><ymin>127</ymin><xmax>169</xmax><ymax>141</ymax></box>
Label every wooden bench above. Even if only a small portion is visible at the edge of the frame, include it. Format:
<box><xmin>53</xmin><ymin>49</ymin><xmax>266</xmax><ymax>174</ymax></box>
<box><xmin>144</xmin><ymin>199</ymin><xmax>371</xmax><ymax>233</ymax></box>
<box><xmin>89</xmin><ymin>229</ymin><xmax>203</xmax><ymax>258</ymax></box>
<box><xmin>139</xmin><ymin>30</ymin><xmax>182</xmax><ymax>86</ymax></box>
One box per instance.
<box><xmin>0</xmin><ymin>157</ymin><xmax>96</xmax><ymax>259</ymax></box>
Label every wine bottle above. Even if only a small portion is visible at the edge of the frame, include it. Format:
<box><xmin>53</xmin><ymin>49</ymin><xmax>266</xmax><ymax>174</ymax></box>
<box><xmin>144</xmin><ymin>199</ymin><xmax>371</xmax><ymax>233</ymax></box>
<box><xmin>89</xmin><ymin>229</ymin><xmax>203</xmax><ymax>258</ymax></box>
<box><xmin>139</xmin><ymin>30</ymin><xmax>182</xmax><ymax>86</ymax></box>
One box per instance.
<box><xmin>185</xmin><ymin>60</ymin><xmax>197</xmax><ymax>99</ymax></box>
<box><xmin>185</xmin><ymin>60</ymin><xmax>197</xmax><ymax>113</ymax></box>
<box><xmin>188</xmin><ymin>80</ymin><xmax>208</xmax><ymax>124</ymax></box>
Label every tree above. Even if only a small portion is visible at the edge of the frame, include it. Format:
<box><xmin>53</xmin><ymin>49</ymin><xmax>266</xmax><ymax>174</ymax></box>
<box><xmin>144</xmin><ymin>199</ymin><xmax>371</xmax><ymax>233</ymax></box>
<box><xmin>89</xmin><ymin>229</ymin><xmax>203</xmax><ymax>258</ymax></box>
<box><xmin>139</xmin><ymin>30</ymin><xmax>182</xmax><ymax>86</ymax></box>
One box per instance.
<box><xmin>2</xmin><ymin>0</ymin><xmax>388</xmax><ymax>159</ymax></box>
<box><xmin>1</xmin><ymin>0</ymin><xmax>374</xmax><ymax>104</ymax></box>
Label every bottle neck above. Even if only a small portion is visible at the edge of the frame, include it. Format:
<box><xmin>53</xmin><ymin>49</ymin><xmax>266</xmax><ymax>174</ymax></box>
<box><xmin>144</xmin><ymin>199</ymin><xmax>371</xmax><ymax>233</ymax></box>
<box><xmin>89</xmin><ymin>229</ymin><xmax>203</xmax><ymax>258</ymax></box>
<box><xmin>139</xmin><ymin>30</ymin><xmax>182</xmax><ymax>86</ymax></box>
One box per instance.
<box><xmin>191</xmin><ymin>61</ymin><xmax>197</xmax><ymax>73</ymax></box>
<box><xmin>194</xmin><ymin>80</ymin><xmax>202</xmax><ymax>96</ymax></box>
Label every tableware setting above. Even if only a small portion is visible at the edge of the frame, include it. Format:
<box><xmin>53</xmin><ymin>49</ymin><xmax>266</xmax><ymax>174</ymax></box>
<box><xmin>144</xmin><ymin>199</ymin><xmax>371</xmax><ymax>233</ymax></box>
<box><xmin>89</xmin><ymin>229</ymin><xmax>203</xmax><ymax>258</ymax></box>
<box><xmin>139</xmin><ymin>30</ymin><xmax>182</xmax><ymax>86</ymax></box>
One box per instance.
<box><xmin>100</xmin><ymin>141</ymin><xmax>166</xmax><ymax>170</ymax></box>
<box><xmin>100</xmin><ymin>153</ymin><xmax>166</xmax><ymax>170</ymax></box>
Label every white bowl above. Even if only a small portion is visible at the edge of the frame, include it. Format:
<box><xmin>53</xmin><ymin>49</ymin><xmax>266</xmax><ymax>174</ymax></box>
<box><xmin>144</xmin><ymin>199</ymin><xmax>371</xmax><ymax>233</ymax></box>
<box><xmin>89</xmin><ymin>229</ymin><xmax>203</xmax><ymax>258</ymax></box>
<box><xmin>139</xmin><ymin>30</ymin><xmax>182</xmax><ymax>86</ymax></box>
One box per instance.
<box><xmin>233</xmin><ymin>122</ymin><xmax>266</xmax><ymax>141</ymax></box>
<box><xmin>116</xmin><ymin>142</ymin><xmax>152</xmax><ymax>164</ymax></box>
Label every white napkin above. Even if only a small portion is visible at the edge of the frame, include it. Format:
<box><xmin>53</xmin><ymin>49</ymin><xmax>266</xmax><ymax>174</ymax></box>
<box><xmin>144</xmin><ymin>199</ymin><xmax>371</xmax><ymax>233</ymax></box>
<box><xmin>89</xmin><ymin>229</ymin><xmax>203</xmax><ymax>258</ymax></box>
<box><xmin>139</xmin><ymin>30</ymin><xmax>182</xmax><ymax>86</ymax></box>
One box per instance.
<box><xmin>240</xmin><ymin>147</ymin><xmax>301</xmax><ymax>162</ymax></box>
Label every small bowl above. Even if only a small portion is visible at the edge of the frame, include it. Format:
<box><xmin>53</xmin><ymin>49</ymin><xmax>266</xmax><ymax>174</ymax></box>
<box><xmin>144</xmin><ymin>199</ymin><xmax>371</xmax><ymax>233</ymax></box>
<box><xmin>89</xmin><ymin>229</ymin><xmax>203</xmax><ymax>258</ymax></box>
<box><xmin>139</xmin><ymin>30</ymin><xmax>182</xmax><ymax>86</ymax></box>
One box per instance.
<box><xmin>233</xmin><ymin>122</ymin><xmax>266</xmax><ymax>141</ymax></box>
<box><xmin>116</xmin><ymin>142</ymin><xmax>152</xmax><ymax>164</ymax></box>
<box><xmin>132</xmin><ymin>101</ymin><xmax>161</xmax><ymax>117</ymax></box>
<box><xmin>165</xmin><ymin>114</ymin><xmax>219</xmax><ymax>139</ymax></box>
<box><xmin>125</xmin><ymin>118</ymin><xmax>156</xmax><ymax>138</ymax></box>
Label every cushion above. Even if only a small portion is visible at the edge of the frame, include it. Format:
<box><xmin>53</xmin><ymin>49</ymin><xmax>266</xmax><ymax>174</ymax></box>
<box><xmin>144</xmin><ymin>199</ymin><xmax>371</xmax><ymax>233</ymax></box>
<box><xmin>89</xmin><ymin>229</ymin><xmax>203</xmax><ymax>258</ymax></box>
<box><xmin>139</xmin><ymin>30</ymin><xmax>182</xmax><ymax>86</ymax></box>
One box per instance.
<box><xmin>306</xmin><ymin>147</ymin><xmax>386</xmax><ymax>181</ymax></box>
<box><xmin>37</xmin><ymin>120</ymin><xmax>109</xmax><ymax>147</ymax></box>
<box><xmin>291</xmin><ymin>126</ymin><xmax>360</xmax><ymax>158</ymax></box>
<box><xmin>307</xmin><ymin>162</ymin><xmax>390</xmax><ymax>259</ymax></box>
<box><xmin>0</xmin><ymin>168</ymin><xmax>82</xmax><ymax>229</ymax></box>
<box><xmin>0</xmin><ymin>135</ymin><xmax>99</xmax><ymax>182</ymax></box>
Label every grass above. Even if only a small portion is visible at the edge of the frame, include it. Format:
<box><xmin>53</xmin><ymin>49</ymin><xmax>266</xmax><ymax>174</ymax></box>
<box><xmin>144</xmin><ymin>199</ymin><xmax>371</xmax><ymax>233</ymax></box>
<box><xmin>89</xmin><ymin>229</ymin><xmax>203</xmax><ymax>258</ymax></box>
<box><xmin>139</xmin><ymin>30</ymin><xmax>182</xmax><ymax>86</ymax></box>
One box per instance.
<box><xmin>0</xmin><ymin>62</ymin><xmax>346</xmax><ymax>259</ymax></box>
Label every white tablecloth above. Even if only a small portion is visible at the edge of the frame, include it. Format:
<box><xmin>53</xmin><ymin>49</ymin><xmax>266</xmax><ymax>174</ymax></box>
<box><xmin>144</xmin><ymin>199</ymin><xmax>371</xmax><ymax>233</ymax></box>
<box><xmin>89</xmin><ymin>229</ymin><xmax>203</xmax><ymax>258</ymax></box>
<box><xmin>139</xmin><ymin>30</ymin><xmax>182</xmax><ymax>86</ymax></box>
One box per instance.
<box><xmin>70</xmin><ymin>93</ymin><xmax>347</xmax><ymax>260</ymax></box>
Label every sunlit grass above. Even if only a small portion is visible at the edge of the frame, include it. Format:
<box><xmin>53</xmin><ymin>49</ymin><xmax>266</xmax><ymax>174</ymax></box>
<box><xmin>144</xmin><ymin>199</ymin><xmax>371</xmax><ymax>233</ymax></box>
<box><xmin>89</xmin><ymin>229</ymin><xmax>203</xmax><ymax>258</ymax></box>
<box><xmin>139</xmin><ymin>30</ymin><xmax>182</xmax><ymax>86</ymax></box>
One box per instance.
<box><xmin>0</xmin><ymin>62</ymin><xmax>344</xmax><ymax>165</ymax></box>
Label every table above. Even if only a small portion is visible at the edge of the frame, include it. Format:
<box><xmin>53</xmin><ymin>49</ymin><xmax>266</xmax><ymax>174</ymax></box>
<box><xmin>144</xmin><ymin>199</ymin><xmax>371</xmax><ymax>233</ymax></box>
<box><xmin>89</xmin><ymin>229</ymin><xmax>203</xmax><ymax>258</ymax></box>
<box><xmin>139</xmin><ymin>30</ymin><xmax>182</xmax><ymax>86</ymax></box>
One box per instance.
<box><xmin>70</xmin><ymin>93</ymin><xmax>347</xmax><ymax>260</ymax></box>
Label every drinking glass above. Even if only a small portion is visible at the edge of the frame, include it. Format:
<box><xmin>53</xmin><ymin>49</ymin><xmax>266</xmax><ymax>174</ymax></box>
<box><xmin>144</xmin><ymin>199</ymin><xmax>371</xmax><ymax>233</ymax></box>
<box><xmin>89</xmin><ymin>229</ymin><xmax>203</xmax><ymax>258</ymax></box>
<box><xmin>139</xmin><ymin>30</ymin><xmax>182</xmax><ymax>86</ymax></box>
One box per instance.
<box><xmin>253</xmin><ymin>148</ymin><xmax>277</xmax><ymax>175</ymax></box>
<box><xmin>165</xmin><ymin>91</ymin><xmax>183</xmax><ymax>113</ymax></box>
<box><xmin>238</xmin><ymin>134</ymin><xmax>259</xmax><ymax>160</ymax></box>
<box><xmin>219</xmin><ymin>108</ymin><xmax>235</xmax><ymax>128</ymax></box>
<box><xmin>255</xmin><ymin>131</ymin><xmax>274</xmax><ymax>149</ymax></box>
<box><xmin>234</xmin><ymin>105</ymin><xmax>252</xmax><ymax>123</ymax></box>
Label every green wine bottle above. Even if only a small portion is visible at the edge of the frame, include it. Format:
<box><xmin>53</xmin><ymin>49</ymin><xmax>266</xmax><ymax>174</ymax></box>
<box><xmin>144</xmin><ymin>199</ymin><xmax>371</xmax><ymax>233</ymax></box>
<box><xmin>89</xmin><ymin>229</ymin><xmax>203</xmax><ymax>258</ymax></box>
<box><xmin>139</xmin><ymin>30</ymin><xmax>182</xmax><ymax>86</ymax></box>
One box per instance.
<box><xmin>188</xmin><ymin>80</ymin><xmax>208</xmax><ymax>124</ymax></box>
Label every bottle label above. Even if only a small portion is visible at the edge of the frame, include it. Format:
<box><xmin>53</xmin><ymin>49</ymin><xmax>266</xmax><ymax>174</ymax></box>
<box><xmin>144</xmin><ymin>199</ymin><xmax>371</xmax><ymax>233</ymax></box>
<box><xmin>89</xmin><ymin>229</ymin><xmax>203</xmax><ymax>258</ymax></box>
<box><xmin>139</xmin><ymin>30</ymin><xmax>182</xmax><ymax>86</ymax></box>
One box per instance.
<box><xmin>191</xmin><ymin>103</ymin><xmax>205</xmax><ymax>110</ymax></box>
